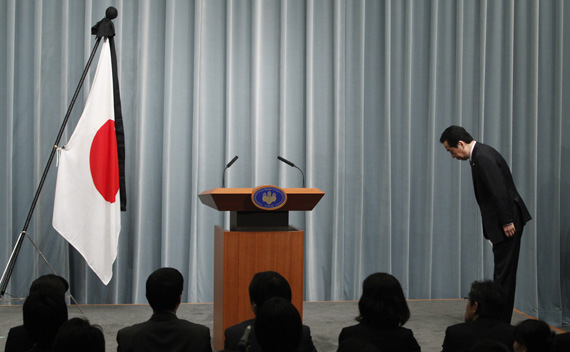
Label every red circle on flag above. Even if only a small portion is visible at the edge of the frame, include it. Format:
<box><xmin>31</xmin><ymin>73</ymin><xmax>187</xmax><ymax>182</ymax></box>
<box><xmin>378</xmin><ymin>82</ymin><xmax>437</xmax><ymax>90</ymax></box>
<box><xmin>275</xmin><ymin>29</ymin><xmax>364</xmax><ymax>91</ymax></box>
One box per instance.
<box><xmin>90</xmin><ymin>120</ymin><xmax>120</xmax><ymax>203</ymax></box>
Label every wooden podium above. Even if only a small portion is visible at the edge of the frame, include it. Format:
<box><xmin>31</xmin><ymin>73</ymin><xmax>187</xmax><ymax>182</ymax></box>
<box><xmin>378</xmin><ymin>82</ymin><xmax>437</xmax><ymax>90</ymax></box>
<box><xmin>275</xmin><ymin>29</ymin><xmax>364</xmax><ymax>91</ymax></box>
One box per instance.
<box><xmin>199</xmin><ymin>187</ymin><xmax>324</xmax><ymax>350</ymax></box>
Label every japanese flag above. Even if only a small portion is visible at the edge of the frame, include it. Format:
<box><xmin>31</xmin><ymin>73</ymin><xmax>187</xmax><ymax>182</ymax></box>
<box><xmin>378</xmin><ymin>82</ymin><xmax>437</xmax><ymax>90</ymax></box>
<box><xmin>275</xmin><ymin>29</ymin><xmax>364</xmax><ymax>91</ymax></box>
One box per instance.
<box><xmin>53</xmin><ymin>39</ymin><xmax>120</xmax><ymax>285</ymax></box>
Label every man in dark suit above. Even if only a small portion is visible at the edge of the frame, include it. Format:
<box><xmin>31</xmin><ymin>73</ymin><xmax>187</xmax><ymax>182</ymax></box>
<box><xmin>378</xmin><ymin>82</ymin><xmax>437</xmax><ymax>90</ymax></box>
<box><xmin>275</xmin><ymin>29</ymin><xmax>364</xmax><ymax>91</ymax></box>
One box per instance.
<box><xmin>440</xmin><ymin>126</ymin><xmax>532</xmax><ymax>323</ymax></box>
<box><xmin>224</xmin><ymin>271</ymin><xmax>316</xmax><ymax>352</ymax></box>
<box><xmin>116</xmin><ymin>267</ymin><xmax>212</xmax><ymax>352</ymax></box>
<box><xmin>442</xmin><ymin>280</ymin><xmax>515</xmax><ymax>352</ymax></box>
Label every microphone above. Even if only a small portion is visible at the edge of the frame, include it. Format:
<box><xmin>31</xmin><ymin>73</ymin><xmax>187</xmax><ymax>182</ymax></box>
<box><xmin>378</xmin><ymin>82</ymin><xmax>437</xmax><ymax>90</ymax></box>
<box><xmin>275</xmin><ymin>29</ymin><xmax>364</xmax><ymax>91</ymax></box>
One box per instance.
<box><xmin>277</xmin><ymin>156</ymin><xmax>295</xmax><ymax>167</ymax></box>
<box><xmin>226</xmin><ymin>155</ymin><xmax>238</xmax><ymax>168</ymax></box>
<box><xmin>237</xmin><ymin>325</ymin><xmax>252</xmax><ymax>352</ymax></box>
<box><xmin>222</xmin><ymin>155</ymin><xmax>239</xmax><ymax>188</ymax></box>
<box><xmin>277</xmin><ymin>156</ymin><xmax>305</xmax><ymax>187</ymax></box>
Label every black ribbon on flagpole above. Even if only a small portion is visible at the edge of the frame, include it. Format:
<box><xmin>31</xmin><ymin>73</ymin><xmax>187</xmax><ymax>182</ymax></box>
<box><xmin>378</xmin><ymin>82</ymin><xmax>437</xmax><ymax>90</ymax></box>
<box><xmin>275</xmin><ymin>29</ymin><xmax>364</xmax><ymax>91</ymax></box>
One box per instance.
<box><xmin>92</xmin><ymin>7</ymin><xmax>127</xmax><ymax>211</ymax></box>
<box><xmin>0</xmin><ymin>7</ymin><xmax>125</xmax><ymax>298</ymax></box>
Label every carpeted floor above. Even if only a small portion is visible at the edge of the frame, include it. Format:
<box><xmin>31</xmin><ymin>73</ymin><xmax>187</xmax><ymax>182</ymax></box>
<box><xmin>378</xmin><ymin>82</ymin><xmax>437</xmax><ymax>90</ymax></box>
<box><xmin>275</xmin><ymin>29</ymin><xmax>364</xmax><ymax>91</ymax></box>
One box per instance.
<box><xmin>0</xmin><ymin>300</ymin><xmax>561</xmax><ymax>352</ymax></box>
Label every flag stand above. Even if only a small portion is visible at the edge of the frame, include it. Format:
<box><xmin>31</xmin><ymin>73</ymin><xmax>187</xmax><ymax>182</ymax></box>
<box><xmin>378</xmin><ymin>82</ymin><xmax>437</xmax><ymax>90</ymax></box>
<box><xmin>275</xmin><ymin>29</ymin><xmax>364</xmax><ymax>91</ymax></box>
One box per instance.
<box><xmin>0</xmin><ymin>8</ymin><xmax>118</xmax><ymax>304</ymax></box>
<box><xmin>0</xmin><ymin>232</ymin><xmax>84</xmax><ymax>313</ymax></box>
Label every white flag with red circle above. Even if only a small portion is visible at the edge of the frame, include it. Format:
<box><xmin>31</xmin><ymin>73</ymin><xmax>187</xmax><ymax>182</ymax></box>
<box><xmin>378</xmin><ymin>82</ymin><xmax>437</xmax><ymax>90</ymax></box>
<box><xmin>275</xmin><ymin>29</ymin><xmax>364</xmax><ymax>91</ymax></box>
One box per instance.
<box><xmin>53</xmin><ymin>39</ymin><xmax>120</xmax><ymax>285</ymax></box>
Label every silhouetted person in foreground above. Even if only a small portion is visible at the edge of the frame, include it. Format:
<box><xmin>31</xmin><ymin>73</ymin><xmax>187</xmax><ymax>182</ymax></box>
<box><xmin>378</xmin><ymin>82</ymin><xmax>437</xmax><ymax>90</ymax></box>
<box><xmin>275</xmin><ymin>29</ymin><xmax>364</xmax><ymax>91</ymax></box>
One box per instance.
<box><xmin>442</xmin><ymin>280</ymin><xmax>514</xmax><ymax>352</ymax></box>
<box><xmin>23</xmin><ymin>290</ymin><xmax>69</xmax><ymax>351</ymax></box>
<box><xmin>52</xmin><ymin>317</ymin><xmax>105</xmax><ymax>352</ymax></box>
<box><xmin>338</xmin><ymin>272</ymin><xmax>420</xmax><ymax>352</ymax></box>
<box><xmin>254</xmin><ymin>296</ymin><xmax>303</xmax><ymax>352</ymax></box>
<box><xmin>5</xmin><ymin>274</ymin><xmax>69</xmax><ymax>352</ymax></box>
<box><xmin>224</xmin><ymin>271</ymin><xmax>316</xmax><ymax>352</ymax></box>
<box><xmin>116</xmin><ymin>267</ymin><xmax>212</xmax><ymax>352</ymax></box>
<box><xmin>513</xmin><ymin>319</ymin><xmax>555</xmax><ymax>352</ymax></box>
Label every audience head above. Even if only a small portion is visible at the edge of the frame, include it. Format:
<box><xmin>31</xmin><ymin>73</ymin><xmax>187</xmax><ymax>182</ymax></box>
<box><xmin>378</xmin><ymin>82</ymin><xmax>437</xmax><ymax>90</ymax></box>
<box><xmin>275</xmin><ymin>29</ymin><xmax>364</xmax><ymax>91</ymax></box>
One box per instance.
<box><xmin>145</xmin><ymin>267</ymin><xmax>184</xmax><ymax>312</ymax></box>
<box><xmin>337</xmin><ymin>338</ymin><xmax>381</xmax><ymax>352</ymax></box>
<box><xmin>29</xmin><ymin>274</ymin><xmax>69</xmax><ymax>297</ymax></box>
<box><xmin>23</xmin><ymin>290</ymin><xmax>68</xmax><ymax>348</ymax></box>
<box><xmin>513</xmin><ymin>319</ymin><xmax>555</xmax><ymax>352</ymax></box>
<box><xmin>254</xmin><ymin>296</ymin><xmax>302</xmax><ymax>352</ymax></box>
<box><xmin>465</xmin><ymin>280</ymin><xmax>505</xmax><ymax>321</ymax></box>
<box><xmin>439</xmin><ymin>125</ymin><xmax>474</xmax><ymax>147</ymax></box>
<box><xmin>356</xmin><ymin>272</ymin><xmax>410</xmax><ymax>327</ymax></box>
<box><xmin>469</xmin><ymin>340</ymin><xmax>510</xmax><ymax>352</ymax></box>
<box><xmin>249</xmin><ymin>271</ymin><xmax>292</xmax><ymax>314</ymax></box>
<box><xmin>52</xmin><ymin>317</ymin><xmax>105</xmax><ymax>352</ymax></box>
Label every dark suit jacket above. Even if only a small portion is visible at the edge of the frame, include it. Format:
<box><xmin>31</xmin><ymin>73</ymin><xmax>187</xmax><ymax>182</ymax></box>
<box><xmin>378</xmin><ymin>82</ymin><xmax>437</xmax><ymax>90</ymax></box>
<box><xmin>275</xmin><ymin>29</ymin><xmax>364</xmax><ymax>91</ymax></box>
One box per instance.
<box><xmin>224</xmin><ymin>319</ymin><xmax>316</xmax><ymax>352</ymax></box>
<box><xmin>5</xmin><ymin>325</ymin><xmax>53</xmax><ymax>352</ymax></box>
<box><xmin>441</xmin><ymin>318</ymin><xmax>515</xmax><ymax>352</ymax></box>
<box><xmin>470</xmin><ymin>143</ymin><xmax>531</xmax><ymax>244</ymax></box>
<box><xmin>5</xmin><ymin>325</ymin><xmax>33</xmax><ymax>352</ymax></box>
<box><xmin>554</xmin><ymin>332</ymin><xmax>570</xmax><ymax>352</ymax></box>
<box><xmin>338</xmin><ymin>323</ymin><xmax>420</xmax><ymax>352</ymax></box>
<box><xmin>116</xmin><ymin>310</ymin><xmax>212</xmax><ymax>352</ymax></box>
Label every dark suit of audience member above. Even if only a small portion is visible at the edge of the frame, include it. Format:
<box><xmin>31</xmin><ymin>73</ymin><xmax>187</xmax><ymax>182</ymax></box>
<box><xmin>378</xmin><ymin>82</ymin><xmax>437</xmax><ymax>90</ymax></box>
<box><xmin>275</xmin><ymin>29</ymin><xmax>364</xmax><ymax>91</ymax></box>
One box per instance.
<box><xmin>554</xmin><ymin>332</ymin><xmax>570</xmax><ymax>352</ymax></box>
<box><xmin>468</xmin><ymin>340</ymin><xmax>510</xmax><ymax>352</ymax></box>
<box><xmin>52</xmin><ymin>317</ymin><xmax>105</xmax><ymax>352</ymax></box>
<box><xmin>5</xmin><ymin>274</ymin><xmax>69</xmax><ymax>352</ymax></box>
<box><xmin>224</xmin><ymin>271</ymin><xmax>316</xmax><ymax>352</ymax></box>
<box><xmin>116</xmin><ymin>267</ymin><xmax>212</xmax><ymax>352</ymax></box>
<box><xmin>5</xmin><ymin>325</ymin><xmax>32</xmax><ymax>352</ymax></box>
<box><xmin>254</xmin><ymin>296</ymin><xmax>303</xmax><ymax>352</ymax></box>
<box><xmin>442</xmin><ymin>280</ymin><xmax>515</xmax><ymax>352</ymax></box>
<box><xmin>513</xmin><ymin>319</ymin><xmax>555</xmax><ymax>352</ymax></box>
<box><xmin>338</xmin><ymin>273</ymin><xmax>421</xmax><ymax>352</ymax></box>
<box><xmin>337</xmin><ymin>338</ymin><xmax>380</xmax><ymax>352</ymax></box>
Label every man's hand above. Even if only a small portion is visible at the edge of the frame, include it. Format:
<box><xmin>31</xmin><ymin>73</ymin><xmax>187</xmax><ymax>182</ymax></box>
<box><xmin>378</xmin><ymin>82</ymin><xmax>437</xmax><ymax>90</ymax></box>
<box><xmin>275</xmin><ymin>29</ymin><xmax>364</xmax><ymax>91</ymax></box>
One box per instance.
<box><xmin>503</xmin><ymin>223</ymin><xmax>516</xmax><ymax>237</ymax></box>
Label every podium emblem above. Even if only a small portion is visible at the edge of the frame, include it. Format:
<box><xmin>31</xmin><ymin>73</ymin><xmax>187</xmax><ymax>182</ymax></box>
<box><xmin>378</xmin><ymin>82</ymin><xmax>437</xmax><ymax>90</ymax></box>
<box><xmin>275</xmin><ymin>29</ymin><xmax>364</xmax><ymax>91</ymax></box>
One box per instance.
<box><xmin>252</xmin><ymin>185</ymin><xmax>287</xmax><ymax>210</ymax></box>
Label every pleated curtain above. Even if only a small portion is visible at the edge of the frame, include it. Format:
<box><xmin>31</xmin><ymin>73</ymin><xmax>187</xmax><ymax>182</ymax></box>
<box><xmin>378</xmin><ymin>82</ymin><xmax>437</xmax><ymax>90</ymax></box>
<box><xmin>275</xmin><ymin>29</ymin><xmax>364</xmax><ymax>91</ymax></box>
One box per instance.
<box><xmin>0</xmin><ymin>0</ymin><xmax>568</xmax><ymax>327</ymax></box>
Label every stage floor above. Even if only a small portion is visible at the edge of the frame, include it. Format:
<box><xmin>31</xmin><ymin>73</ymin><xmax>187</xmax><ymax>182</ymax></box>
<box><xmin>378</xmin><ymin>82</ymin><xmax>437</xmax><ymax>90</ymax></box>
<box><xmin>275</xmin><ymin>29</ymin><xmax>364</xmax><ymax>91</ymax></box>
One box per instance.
<box><xmin>0</xmin><ymin>299</ymin><xmax>565</xmax><ymax>351</ymax></box>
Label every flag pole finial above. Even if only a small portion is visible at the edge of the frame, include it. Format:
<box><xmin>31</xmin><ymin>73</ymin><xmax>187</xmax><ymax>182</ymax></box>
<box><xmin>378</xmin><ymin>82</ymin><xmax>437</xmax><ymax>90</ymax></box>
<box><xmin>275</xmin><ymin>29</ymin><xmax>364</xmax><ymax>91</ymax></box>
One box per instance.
<box><xmin>106</xmin><ymin>7</ymin><xmax>118</xmax><ymax>20</ymax></box>
<box><xmin>92</xmin><ymin>7</ymin><xmax>117</xmax><ymax>38</ymax></box>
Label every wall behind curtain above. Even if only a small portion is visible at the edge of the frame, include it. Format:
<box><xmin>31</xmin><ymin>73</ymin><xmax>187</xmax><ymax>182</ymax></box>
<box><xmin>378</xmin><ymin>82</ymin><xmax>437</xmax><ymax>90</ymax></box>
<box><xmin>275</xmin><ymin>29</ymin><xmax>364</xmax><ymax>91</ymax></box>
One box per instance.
<box><xmin>1</xmin><ymin>0</ymin><xmax>568</xmax><ymax>327</ymax></box>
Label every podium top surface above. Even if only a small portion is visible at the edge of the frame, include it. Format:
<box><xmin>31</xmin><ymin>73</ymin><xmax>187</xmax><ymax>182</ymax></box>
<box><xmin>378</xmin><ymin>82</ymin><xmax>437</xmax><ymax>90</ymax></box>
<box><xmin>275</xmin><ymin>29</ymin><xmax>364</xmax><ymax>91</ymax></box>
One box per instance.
<box><xmin>199</xmin><ymin>187</ymin><xmax>325</xmax><ymax>212</ymax></box>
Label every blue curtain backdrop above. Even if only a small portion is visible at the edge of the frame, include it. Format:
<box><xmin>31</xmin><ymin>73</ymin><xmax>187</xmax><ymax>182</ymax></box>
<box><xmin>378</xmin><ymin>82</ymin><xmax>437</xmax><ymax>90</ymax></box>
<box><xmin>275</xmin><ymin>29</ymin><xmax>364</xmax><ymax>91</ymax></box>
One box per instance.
<box><xmin>1</xmin><ymin>0</ymin><xmax>568</xmax><ymax>327</ymax></box>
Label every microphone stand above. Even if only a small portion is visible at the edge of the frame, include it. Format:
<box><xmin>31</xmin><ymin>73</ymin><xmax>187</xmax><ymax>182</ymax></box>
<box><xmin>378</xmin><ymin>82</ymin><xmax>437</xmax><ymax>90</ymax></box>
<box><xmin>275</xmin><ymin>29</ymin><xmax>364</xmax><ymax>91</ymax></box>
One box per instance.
<box><xmin>237</xmin><ymin>324</ymin><xmax>252</xmax><ymax>352</ymax></box>
<box><xmin>277</xmin><ymin>156</ymin><xmax>305</xmax><ymax>187</ymax></box>
<box><xmin>222</xmin><ymin>156</ymin><xmax>238</xmax><ymax>188</ymax></box>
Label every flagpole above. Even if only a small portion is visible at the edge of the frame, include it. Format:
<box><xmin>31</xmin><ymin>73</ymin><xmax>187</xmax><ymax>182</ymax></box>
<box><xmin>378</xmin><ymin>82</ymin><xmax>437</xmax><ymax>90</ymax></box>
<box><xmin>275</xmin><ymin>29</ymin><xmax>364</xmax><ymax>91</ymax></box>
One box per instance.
<box><xmin>0</xmin><ymin>27</ymin><xmax>105</xmax><ymax>299</ymax></box>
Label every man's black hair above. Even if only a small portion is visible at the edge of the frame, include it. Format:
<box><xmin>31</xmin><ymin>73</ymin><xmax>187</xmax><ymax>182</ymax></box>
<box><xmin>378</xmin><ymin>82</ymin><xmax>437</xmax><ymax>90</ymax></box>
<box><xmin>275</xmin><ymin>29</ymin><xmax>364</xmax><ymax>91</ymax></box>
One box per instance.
<box><xmin>249</xmin><ymin>271</ymin><xmax>292</xmax><ymax>313</ymax></box>
<box><xmin>440</xmin><ymin>125</ymin><xmax>474</xmax><ymax>147</ymax></box>
<box><xmin>145</xmin><ymin>267</ymin><xmax>184</xmax><ymax>311</ymax></box>
<box><xmin>513</xmin><ymin>319</ymin><xmax>555</xmax><ymax>352</ymax></box>
<box><xmin>356</xmin><ymin>272</ymin><xmax>410</xmax><ymax>327</ymax></box>
<box><xmin>467</xmin><ymin>280</ymin><xmax>505</xmax><ymax>320</ymax></box>
<box><xmin>53</xmin><ymin>317</ymin><xmax>105</xmax><ymax>352</ymax></box>
<box><xmin>29</xmin><ymin>274</ymin><xmax>69</xmax><ymax>297</ymax></box>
